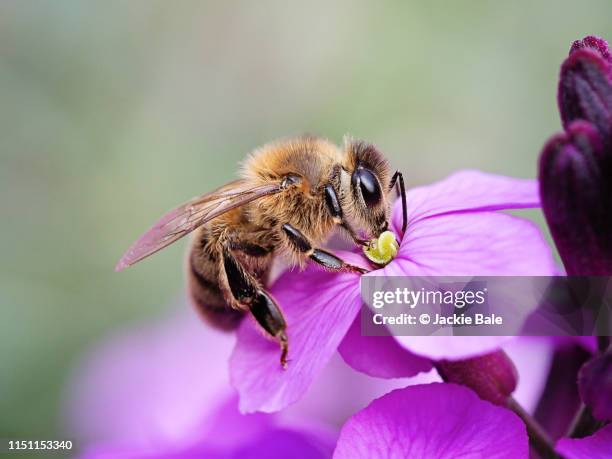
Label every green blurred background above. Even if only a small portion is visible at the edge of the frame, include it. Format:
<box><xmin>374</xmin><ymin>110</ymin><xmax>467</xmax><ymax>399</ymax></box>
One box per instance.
<box><xmin>1</xmin><ymin>0</ymin><xmax>611</xmax><ymax>449</ymax></box>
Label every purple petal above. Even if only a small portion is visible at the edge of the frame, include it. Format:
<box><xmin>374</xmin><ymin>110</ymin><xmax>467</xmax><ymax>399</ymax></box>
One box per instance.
<box><xmin>333</xmin><ymin>383</ymin><xmax>529</xmax><ymax>459</ymax></box>
<box><xmin>76</xmin><ymin>393</ymin><xmax>336</xmax><ymax>459</ymax></box>
<box><xmin>230</xmin><ymin>253</ymin><xmax>364</xmax><ymax>413</ymax></box>
<box><xmin>283</xmin><ymin>352</ymin><xmax>438</xmax><ymax>431</ymax></box>
<box><xmin>338</xmin><ymin>317</ymin><xmax>433</xmax><ymax>378</ymax></box>
<box><xmin>202</xmin><ymin>396</ymin><xmax>338</xmax><ymax>459</ymax></box>
<box><xmin>394</xmin><ymin>336</ymin><xmax>513</xmax><ymax>361</ymax></box>
<box><xmin>78</xmin><ymin>427</ymin><xmax>335</xmax><ymax>459</ymax></box>
<box><xmin>65</xmin><ymin>311</ymin><xmax>235</xmax><ymax>447</ymax></box>
<box><xmin>388</xmin><ymin>211</ymin><xmax>557</xmax><ymax>277</ymax></box>
<box><xmin>200</xmin><ymin>396</ymin><xmax>275</xmax><ymax>450</ymax></box>
<box><xmin>504</xmin><ymin>337</ymin><xmax>555</xmax><ymax>414</ymax></box>
<box><xmin>556</xmin><ymin>424</ymin><xmax>612</xmax><ymax>459</ymax></box>
<box><xmin>386</xmin><ymin>210</ymin><xmax>556</xmax><ymax>360</ymax></box>
<box><xmin>539</xmin><ymin>120</ymin><xmax>612</xmax><ymax>275</ymax></box>
<box><xmin>391</xmin><ymin>170</ymin><xmax>540</xmax><ymax>234</ymax></box>
<box><xmin>234</xmin><ymin>427</ymin><xmax>336</xmax><ymax>459</ymax></box>
<box><xmin>76</xmin><ymin>443</ymin><xmax>228</xmax><ymax>459</ymax></box>
<box><xmin>578</xmin><ymin>352</ymin><xmax>612</xmax><ymax>421</ymax></box>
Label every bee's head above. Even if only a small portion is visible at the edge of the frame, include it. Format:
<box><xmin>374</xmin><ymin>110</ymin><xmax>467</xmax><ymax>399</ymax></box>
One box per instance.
<box><xmin>341</xmin><ymin>139</ymin><xmax>393</xmax><ymax>239</ymax></box>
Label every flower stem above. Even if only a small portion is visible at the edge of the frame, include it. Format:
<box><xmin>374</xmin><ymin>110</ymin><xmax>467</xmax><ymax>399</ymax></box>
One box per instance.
<box><xmin>567</xmin><ymin>404</ymin><xmax>604</xmax><ymax>438</ymax></box>
<box><xmin>507</xmin><ymin>397</ymin><xmax>560</xmax><ymax>459</ymax></box>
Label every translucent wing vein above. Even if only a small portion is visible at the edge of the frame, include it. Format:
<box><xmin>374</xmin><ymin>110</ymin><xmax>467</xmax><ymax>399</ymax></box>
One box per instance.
<box><xmin>115</xmin><ymin>181</ymin><xmax>282</xmax><ymax>271</ymax></box>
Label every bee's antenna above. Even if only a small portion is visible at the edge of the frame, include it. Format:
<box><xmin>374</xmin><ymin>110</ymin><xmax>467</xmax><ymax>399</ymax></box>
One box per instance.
<box><xmin>390</xmin><ymin>171</ymin><xmax>407</xmax><ymax>234</ymax></box>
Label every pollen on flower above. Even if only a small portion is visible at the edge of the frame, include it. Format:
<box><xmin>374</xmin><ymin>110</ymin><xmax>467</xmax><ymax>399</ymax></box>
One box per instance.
<box><xmin>363</xmin><ymin>230</ymin><xmax>399</xmax><ymax>266</ymax></box>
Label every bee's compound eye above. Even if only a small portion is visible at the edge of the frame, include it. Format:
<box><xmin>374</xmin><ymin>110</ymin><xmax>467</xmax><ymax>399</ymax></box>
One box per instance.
<box><xmin>353</xmin><ymin>168</ymin><xmax>382</xmax><ymax>207</ymax></box>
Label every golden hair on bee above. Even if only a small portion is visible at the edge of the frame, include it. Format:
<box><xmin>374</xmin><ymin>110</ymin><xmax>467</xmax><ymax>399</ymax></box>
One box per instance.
<box><xmin>116</xmin><ymin>135</ymin><xmax>407</xmax><ymax>369</ymax></box>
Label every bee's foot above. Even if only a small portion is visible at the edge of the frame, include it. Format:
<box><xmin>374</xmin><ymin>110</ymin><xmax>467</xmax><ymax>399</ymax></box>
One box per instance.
<box><xmin>349</xmin><ymin>264</ymin><xmax>369</xmax><ymax>274</ymax></box>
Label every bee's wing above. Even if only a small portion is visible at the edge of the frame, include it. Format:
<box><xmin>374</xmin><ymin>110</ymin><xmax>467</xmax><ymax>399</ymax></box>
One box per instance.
<box><xmin>115</xmin><ymin>180</ymin><xmax>284</xmax><ymax>271</ymax></box>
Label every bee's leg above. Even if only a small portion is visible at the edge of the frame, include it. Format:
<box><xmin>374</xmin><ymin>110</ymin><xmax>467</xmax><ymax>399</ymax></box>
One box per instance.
<box><xmin>389</xmin><ymin>170</ymin><xmax>407</xmax><ymax>234</ymax></box>
<box><xmin>323</xmin><ymin>183</ymin><xmax>369</xmax><ymax>247</ymax></box>
<box><xmin>220</xmin><ymin>245</ymin><xmax>289</xmax><ymax>368</ymax></box>
<box><xmin>282</xmin><ymin>223</ymin><xmax>368</xmax><ymax>274</ymax></box>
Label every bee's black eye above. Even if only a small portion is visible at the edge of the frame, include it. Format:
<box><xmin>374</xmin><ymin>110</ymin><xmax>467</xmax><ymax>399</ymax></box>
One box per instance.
<box><xmin>353</xmin><ymin>167</ymin><xmax>382</xmax><ymax>207</ymax></box>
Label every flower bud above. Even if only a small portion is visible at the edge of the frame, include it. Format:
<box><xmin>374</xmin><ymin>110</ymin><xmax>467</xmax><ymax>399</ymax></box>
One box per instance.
<box><xmin>559</xmin><ymin>36</ymin><xmax>612</xmax><ymax>141</ymax></box>
<box><xmin>539</xmin><ymin>121</ymin><xmax>612</xmax><ymax>275</ymax></box>
<box><xmin>540</xmin><ymin>35</ymin><xmax>612</xmax><ymax>275</ymax></box>
<box><xmin>435</xmin><ymin>350</ymin><xmax>517</xmax><ymax>406</ymax></box>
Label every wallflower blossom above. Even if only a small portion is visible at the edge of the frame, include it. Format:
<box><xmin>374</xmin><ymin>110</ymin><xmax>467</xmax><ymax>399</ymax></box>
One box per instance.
<box><xmin>231</xmin><ymin>170</ymin><xmax>557</xmax><ymax>413</ymax></box>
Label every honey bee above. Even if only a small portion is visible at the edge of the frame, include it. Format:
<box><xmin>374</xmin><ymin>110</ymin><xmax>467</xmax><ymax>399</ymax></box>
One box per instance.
<box><xmin>116</xmin><ymin>136</ymin><xmax>407</xmax><ymax>368</ymax></box>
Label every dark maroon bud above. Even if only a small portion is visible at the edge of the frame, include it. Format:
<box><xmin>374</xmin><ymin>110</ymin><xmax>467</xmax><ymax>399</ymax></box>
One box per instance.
<box><xmin>578</xmin><ymin>352</ymin><xmax>612</xmax><ymax>421</ymax></box>
<box><xmin>436</xmin><ymin>350</ymin><xmax>517</xmax><ymax>406</ymax></box>
<box><xmin>539</xmin><ymin>121</ymin><xmax>612</xmax><ymax>275</ymax></box>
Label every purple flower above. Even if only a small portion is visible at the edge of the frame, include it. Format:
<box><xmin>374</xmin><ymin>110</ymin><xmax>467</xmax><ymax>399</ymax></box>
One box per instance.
<box><xmin>539</xmin><ymin>35</ymin><xmax>612</xmax><ymax>275</ymax></box>
<box><xmin>333</xmin><ymin>383</ymin><xmax>529</xmax><ymax>459</ymax></box>
<box><xmin>231</xmin><ymin>170</ymin><xmax>557</xmax><ymax>413</ymax></box>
